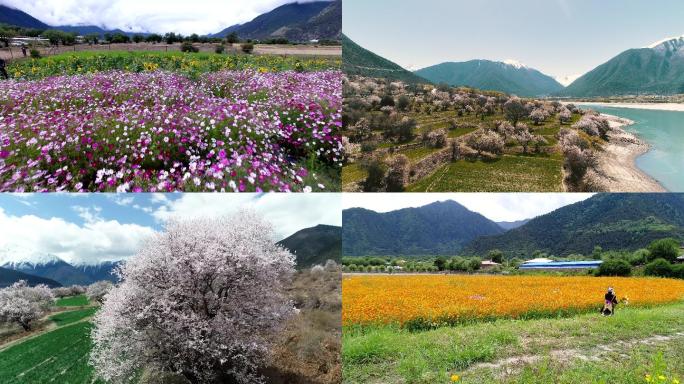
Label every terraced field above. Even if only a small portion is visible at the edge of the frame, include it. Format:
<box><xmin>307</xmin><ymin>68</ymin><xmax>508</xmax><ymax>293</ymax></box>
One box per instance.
<box><xmin>0</xmin><ymin>321</ymin><xmax>100</xmax><ymax>384</ymax></box>
<box><xmin>343</xmin><ymin>108</ymin><xmax>580</xmax><ymax>192</ymax></box>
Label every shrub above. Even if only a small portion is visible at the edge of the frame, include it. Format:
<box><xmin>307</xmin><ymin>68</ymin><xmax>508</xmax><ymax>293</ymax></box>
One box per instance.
<box><xmin>385</xmin><ymin>154</ymin><xmax>410</xmax><ymax>192</ymax></box>
<box><xmin>595</xmin><ymin>259</ymin><xmax>632</xmax><ymax>277</ymax></box>
<box><xmin>647</xmin><ymin>238</ymin><xmax>680</xmax><ymax>263</ymax></box>
<box><xmin>362</xmin><ymin>157</ymin><xmax>387</xmax><ymax>192</ymax></box>
<box><xmin>214</xmin><ymin>44</ymin><xmax>225</xmax><ymax>54</ymax></box>
<box><xmin>180</xmin><ymin>42</ymin><xmax>198</xmax><ymax>53</ymax></box>
<box><xmin>241</xmin><ymin>43</ymin><xmax>254</xmax><ymax>54</ymax></box>
<box><xmin>30</xmin><ymin>49</ymin><xmax>41</xmax><ymax>59</ymax></box>
<box><xmin>644</xmin><ymin>258</ymin><xmax>674</xmax><ymax>278</ymax></box>
<box><xmin>672</xmin><ymin>264</ymin><xmax>684</xmax><ymax>279</ymax></box>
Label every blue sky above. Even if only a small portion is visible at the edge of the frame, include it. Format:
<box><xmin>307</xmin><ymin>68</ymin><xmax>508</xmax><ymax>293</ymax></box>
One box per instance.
<box><xmin>0</xmin><ymin>193</ymin><xmax>341</xmax><ymax>265</ymax></box>
<box><xmin>343</xmin><ymin>0</ymin><xmax>684</xmax><ymax>82</ymax></box>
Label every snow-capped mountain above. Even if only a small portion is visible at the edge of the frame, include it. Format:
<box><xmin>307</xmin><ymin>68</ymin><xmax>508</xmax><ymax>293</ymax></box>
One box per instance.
<box><xmin>562</xmin><ymin>34</ymin><xmax>684</xmax><ymax>96</ymax></box>
<box><xmin>1</xmin><ymin>253</ymin><xmax>122</xmax><ymax>286</ymax></box>
<box><xmin>415</xmin><ymin>59</ymin><xmax>564</xmax><ymax>97</ymax></box>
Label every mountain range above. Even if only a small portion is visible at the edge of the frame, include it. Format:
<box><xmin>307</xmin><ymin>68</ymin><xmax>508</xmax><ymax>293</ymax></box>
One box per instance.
<box><xmin>0</xmin><ymin>266</ymin><xmax>62</xmax><ymax>288</ymax></box>
<box><xmin>561</xmin><ymin>35</ymin><xmax>684</xmax><ymax>96</ymax></box>
<box><xmin>465</xmin><ymin>194</ymin><xmax>684</xmax><ymax>258</ymax></box>
<box><xmin>1</xmin><ymin>256</ymin><xmax>120</xmax><ymax>286</ymax></box>
<box><xmin>415</xmin><ymin>60</ymin><xmax>565</xmax><ymax>97</ymax></box>
<box><xmin>342</xmin><ymin>201</ymin><xmax>505</xmax><ymax>256</ymax></box>
<box><xmin>343</xmin><ymin>195</ymin><xmax>684</xmax><ymax>259</ymax></box>
<box><xmin>0</xmin><ymin>2</ymin><xmax>340</xmax><ymax>42</ymax></box>
<box><xmin>342</xmin><ymin>34</ymin><xmax>427</xmax><ymax>84</ymax></box>
<box><xmin>210</xmin><ymin>1</ymin><xmax>341</xmax><ymax>42</ymax></box>
<box><xmin>278</xmin><ymin>224</ymin><xmax>341</xmax><ymax>268</ymax></box>
<box><xmin>345</xmin><ymin>33</ymin><xmax>684</xmax><ymax>97</ymax></box>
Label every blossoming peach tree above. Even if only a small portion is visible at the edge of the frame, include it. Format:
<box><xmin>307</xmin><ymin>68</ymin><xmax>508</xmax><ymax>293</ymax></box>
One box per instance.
<box><xmin>0</xmin><ymin>280</ymin><xmax>54</xmax><ymax>331</ymax></box>
<box><xmin>89</xmin><ymin>211</ymin><xmax>296</xmax><ymax>383</ymax></box>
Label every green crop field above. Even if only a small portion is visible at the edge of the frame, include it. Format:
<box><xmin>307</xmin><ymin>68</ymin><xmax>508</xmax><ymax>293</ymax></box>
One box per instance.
<box><xmin>55</xmin><ymin>295</ymin><xmax>89</xmax><ymax>307</ymax></box>
<box><xmin>407</xmin><ymin>154</ymin><xmax>563</xmax><ymax>192</ymax></box>
<box><xmin>0</xmin><ymin>321</ymin><xmax>101</xmax><ymax>384</ymax></box>
<box><xmin>343</xmin><ymin>302</ymin><xmax>684</xmax><ymax>384</ymax></box>
<box><xmin>49</xmin><ymin>308</ymin><xmax>98</xmax><ymax>327</ymax></box>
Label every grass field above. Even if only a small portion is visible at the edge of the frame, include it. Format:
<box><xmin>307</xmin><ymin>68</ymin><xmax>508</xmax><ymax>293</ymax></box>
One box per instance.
<box><xmin>49</xmin><ymin>308</ymin><xmax>98</xmax><ymax>326</ymax></box>
<box><xmin>0</xmin><ymin>321</ymin><xmax>101</xmax><ymax>383</ymax></box>
<box><xmin>55</xmin><ymin>295</ymin><xmax>89</xmax><ymax>307</ymax></box>
<box><xmin>343</xmin><ymin>302</ymin><xmax>684</xmax><ymax>384</ymax></box>
<box><xmin>406</xmin><ymin>154</ymin><xmax>563</xmax><ymax>192</ymax></box>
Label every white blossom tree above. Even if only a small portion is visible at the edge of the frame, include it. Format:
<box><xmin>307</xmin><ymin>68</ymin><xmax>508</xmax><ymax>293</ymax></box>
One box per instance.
<box><xmin>86</xmin><ymin>281</ymin><xmax>113</xmax><ymax>304</ymax></box>
<box><xmin>0</xmin><ymin>281</ymin><xmax>54</xmax><ymax>331</ymax></box>
<box><xmin>90</xmin><ymin>211</ymin><xmax>296</xmax><ymax>384</ymax></box>
<box><xmin>530</xmin><ymin>108</ymin><xmax>547</xmax><ymax>125</ymax></box>
<box><xmin>559</xmin><ymin>107</ymin><xmax>572</xmax><ymax>124</ymax></box>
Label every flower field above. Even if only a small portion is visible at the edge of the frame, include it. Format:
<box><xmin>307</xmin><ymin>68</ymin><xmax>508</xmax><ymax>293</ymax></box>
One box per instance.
<box><xmin>342</xmin><ymin>275</ymin><xmax>684</xmax><ymax>328</ymax></box>
<box><xmin>0</xmin><ymin>66</ymin><xmax>342</xmax><ymax>192</ymax></box>
<box><xmin>7</xmin><ymin>51</ymin><xmax>340</xmax><ymax>81</ymax></box>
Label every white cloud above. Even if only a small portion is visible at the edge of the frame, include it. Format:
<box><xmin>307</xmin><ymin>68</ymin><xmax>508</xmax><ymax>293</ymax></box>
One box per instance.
<box><xmin>0</xmin><ymin>206</ymin><xmax>157</xmax><ymax>266</ymax></box>
<box><xmin>0</xmin><ymin>0</ymin><xmax>328</xmax><ymax>35</ymax></box>
<box><xmin>342</xmin><ymin>193</ymin><xmax>594</xmax><ymax>222</ymax></box>
<box><xmin>153</xmin><ymin>193</ymin><xmax>341</xmax><ymax>239</ymax></box>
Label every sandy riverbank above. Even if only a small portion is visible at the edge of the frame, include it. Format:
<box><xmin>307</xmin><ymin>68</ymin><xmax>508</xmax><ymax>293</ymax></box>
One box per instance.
<box><xmin>572</xmin><ymin>102</ymin><xmax>684</xmax><ymax>112</ymax></box>
<box><xmin>594</xmin><ymin>114</ymin><xmax>667</xmax><ymax>192</ymax></box>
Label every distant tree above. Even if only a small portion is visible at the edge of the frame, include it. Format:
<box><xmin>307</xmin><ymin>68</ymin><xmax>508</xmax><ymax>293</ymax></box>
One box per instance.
<box><xmin>595</xmin><ymin>259</ymin><xmax>631</xmax><ymax>277</ymax></box>
<box><xmin>90</xmin><ymin>212</ymin><xmax>295</xmax><ymax>384</ymax></box>
<box><xmin>397</xmin><ymin>95</ymin><xmax>410</xmax><ymax>111</ymax></box>
<box><xmin>132</xmin><ymin>34</ymin><xmax>144</xmax><ymax>43</ymax></box>
<box><xmin>362</xmin><ymin>157</ymin><xmax>387</xmax><ymax>192</ymax></box>
<box><xmin>84</xmin><ymin>33</ymin><xmax>100</xmax><ymax>45</ymax></box>
<box><xmin>103</xmin><ymin>33</ymin><xmax>113</xmax><ymax>44</ymax></box>
<box><xmin>43</xmin><ymin>29</ymin><xmax>65</xmax><ymax>46</ymax></box>
<box><xmin>647</xmin><ymin>238</ymin><xmax>680</xmax><ymax>263</ymax></box>
<box><xmin>164</xmin><ymin>32</ymin><xmax>180</xmax><ymax>44</ymax></box>
<box><xmin>488</xmin><ymin>249</ymin><xmax>504</xmax><ymax>264</ymax></box>
<box><xmin>380</xmin><ymin>95</ymin><xmax>395</xmax><ymax>107</ymax></box>
<box><xmin>241</xmin><ymin>42</ymin><xmax>254</xmax><ymax>54</ymax></box>
<box><xmin>530</xmin><ymin>108</ymin><xmax>547</xmax><ymax>125</ymax></box>
<box><xmin>514</xmin><ymin>123</ymin><xmax>533</xmax><ymax>154</ymax></box>
<box><xmin>146</xmin><ymin>33</ymin><xmax>163</xmax><ymax>44</ymax></box>
<box><xmin>226</xmin><ymin>32</ymin><xmax>239</xmax><ymax>44</ymax></box>
<box><xmin>110</xmin><ymin>33</ymin><xmax>130</xmax><ymax>44</ymax></box>
<box><xmin>434</xmin><ymin>256</ymin><xmax>448</xmax><ymax>271</ymax></box>
<box><xmin>644</xmin><ymin>258</ymin><xmax>673</xmax><ymax>278</ymax></box>
<box><xmin>0</xmin><ymin>28</ymin><xmax>17</xmax><ymax>47</ymax></box>
<box><xmin>467</xmin><ymin>130</ymin><xmax>504</xmax><ymax>156</ymax></box>
<box><xmin>86</xmin><ymin>281</ymin><xmax>113</xmax><ymax>304</ymax></box>
<box><xmin>0</xmin><ymin>281</ymin><xmax>54</xmax><ymax>331</ymax></box>
<box><xmin>503</xmin><ymin>97</ymin><xmax>528</xmax><ymax>125</ymax></box>
<box><xmin>559</xmin><ymin>107</ymin><xmax>572</xmax><ymax>124</ymax></box>
<box><xmin>385</xmin><ymin>154</ymin><xmax>410</xmax><ymax>192</ymax></box>
<box><xmin>188</xmin><ymin>33</ymin><xmax>200</xmax><ymax>43</ymax></box>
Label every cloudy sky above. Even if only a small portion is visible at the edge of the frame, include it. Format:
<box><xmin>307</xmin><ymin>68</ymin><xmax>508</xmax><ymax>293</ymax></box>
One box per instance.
<box><xmin>0</xmin><ymin>193</ymin><xmax>341</xmax><ymax>265</ymax></box>
<box><xmin>343</xmin><ymin>193</ymin><xmax>594</xmax><ymax>223</ymax></box>
<box><xmin>0</xmin><ymin>0</ymin><xmax>323</xmax><ymax>35</ymax></box>
<box><xmin>344</xmin><ymin>0</ymin><xmax>684</xmax><ymax>83</ymax></box>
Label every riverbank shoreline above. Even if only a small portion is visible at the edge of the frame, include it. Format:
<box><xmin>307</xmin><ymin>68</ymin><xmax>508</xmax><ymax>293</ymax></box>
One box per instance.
<box><xmin>595</xmin><ymin>114</ymin><xmax>667</xmax><ymax>192</ymax></box>
<box><xmin>572</xmin><ymin>101</ymin><xmax>684</xmax><ymax>112</ymax></box>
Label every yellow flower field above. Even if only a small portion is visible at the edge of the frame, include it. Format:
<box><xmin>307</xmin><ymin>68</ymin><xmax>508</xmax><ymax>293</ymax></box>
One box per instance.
<box><xmin>342</xmin><ymin>275</ymin><xmax>684</xmax><ymax>327</ymax></box>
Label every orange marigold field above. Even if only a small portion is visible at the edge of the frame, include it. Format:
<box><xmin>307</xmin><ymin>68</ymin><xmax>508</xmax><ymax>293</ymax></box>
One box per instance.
<box><xmin>342</xmin><ymin>275</ymin><xmax>684</xmax><ymax>327</ymax></box>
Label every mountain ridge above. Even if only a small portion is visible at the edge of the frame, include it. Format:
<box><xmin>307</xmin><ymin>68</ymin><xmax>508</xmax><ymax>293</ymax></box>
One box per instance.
<box><xmin>415</xmin><ymin>59</ymin><xmax>565</xmax><ymax>97</ymax></box>
<box><xmin>343</xmin><ymin>201</ymin><xmax>505</xmax><ymax>256</ymax></box>
<box><xmin>342</xmin><ymin>34</ymin><xmax>427</xmax><ymax>84</ymax></box>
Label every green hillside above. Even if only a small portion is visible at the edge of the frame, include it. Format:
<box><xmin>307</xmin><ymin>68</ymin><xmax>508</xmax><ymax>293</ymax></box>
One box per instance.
<box><xmin>562</xmin><ymin>47</ymin><xmax>684</xmax><ymax>96</ymax></box>
<box><xmin>343</xmin><ymin>201</ymin><xmax>505</xmax><ymax>256</ymax></box>
<box><xmin>415</xmin><ymin>60</ymin><xmax>564</xmax><ymax>97</ymax></box>
<box><xmin>278</xmin><ymin>225</ymin><xmax>341</xmax><ymax>268</ymax></box>
<box><xmin>465</xmin><ymin>194</ymin><xmax>684</xmax><ymax>258</ymax></box>
<box><xmin>342</xmin><ymin>34</ymin><xmax>428</xmax><ymax>84</ymax></box>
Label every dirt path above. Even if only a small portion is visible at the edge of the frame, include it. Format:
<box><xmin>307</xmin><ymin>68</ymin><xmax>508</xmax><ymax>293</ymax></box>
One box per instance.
<box><xmin>467</xmin><ymin>331</ymin><xmax>684</xmax><ymax>379</ymax></box>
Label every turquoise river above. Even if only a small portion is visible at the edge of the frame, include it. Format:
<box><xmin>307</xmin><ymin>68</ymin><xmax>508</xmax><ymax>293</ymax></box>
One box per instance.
<box><xmin>583</xmin><ymin>105</ymin><xmax>684</xmax><ymax>192</ymax></box>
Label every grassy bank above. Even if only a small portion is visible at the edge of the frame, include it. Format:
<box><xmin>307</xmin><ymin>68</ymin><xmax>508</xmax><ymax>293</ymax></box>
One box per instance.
<box><xmin>343</xmin><ymin>302</ymin><xmax>684</xmax><ymax>384</ymax></box>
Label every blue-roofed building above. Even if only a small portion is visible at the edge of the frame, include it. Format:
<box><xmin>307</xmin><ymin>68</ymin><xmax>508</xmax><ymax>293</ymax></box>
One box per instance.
<box><xmin>520</xmin><ymin>260</ymin><xmax>603</xmax><ymax>270</ymax></box>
